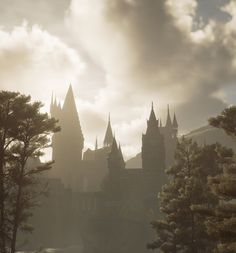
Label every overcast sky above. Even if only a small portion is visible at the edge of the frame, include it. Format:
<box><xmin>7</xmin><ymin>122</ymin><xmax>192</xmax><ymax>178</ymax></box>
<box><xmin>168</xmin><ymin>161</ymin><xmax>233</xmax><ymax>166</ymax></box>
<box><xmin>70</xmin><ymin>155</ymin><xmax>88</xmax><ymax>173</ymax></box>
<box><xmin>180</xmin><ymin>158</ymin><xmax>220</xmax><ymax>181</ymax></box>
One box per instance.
<box><xmin>0</xmin><ymin>0</ymin><xmax>235</xmax><ymax>158</ymax></box>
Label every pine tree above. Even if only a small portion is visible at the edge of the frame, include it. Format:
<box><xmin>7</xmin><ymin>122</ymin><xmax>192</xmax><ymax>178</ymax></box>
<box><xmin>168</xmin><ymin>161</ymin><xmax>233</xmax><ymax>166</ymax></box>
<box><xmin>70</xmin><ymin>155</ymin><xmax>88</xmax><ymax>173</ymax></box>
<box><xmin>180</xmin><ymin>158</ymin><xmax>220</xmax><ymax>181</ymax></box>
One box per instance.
<box><xmin>0</xmin><ymin>91</ymin><xmax>59</xmax><ymax>253</ymax></box>
<box><xmin>206</xmin><ymin>106</ymin><xmax>236</xmax><ymax>253</ymax></box>
<box><xmin>148</xmin><ymin>138</ymin><xmax>233</xmax><ymax>253</ymax></box>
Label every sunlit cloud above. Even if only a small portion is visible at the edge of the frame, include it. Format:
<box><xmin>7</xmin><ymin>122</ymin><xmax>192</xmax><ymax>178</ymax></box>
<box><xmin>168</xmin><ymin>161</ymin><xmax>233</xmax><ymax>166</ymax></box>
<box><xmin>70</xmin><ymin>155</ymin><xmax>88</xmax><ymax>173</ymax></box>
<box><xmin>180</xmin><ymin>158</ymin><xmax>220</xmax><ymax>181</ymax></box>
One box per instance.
<box><xmin>1</xmin><ymin>0</ymin><xmax>236</xmax><ymax>159</ymax></box>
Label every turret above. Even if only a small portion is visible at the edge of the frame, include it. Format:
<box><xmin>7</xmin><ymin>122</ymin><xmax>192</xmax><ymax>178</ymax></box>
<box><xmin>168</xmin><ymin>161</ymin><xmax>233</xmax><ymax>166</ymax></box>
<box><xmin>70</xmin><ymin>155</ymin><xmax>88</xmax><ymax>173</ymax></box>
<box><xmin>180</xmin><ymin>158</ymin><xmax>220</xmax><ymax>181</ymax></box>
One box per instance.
<box><xmin>142</xmin><ymin>103</ymin><xmax>165</xmax><ymax>173</ymax></box>
<box><xmin>118</xmin><ymin>143</ymin><xmax>126</xmax><ymax>169</ymax></box>
<box><xmin>165</xmin><ymin>104</ymin><xmax>172</xmax><ymax>129</ymax></box>
<box><xmin>103</xmin><ymin>114</ymin><xmax>113</xmax><ymax>147</ymax></box>
<box><xmin>107</xmin><ymin>137</ymin><xmax>124</xmax><ymax>198</ymax></box>
<box><xmin>108</xmin><ymin>137</ymin><xmax>125</xmax><ymax>173</ymax></box>
<box><xmin>172</xmin><ymin>113</ymin><xmax>178</xmax><ymax>137</ymax></box>
<box><xmin>50</xmin><ymin>93</ymin><xmax>62</xmax><ymax>120</ymax></box>
<box><xmin>62</xmin><ymin>85</ymin><xmax>84</xmax><ymax>160</ymax></box>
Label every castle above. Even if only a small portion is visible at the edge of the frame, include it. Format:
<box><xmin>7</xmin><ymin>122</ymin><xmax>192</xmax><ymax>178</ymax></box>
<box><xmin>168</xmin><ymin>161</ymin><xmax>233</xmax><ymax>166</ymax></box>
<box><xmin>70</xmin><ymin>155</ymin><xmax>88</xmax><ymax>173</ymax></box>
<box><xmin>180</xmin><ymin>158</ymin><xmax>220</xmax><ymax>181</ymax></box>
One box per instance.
<box><xmin>49</xmin><ymin>85</ymin><xmax>178</xmax><ymax>194</ymax></box>
<box><xmin>25</xmin><ymin>85</ymin><xmax>179</xmax><ymax>253</ymax></box>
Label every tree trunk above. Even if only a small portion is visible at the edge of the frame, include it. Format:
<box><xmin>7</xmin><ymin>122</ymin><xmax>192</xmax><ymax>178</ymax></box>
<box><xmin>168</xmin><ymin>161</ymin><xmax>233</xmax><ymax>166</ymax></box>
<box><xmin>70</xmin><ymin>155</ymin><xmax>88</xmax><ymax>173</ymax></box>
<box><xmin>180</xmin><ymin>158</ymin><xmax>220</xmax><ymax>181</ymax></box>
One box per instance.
<box><xmin>10</xmin><ymin>172</ymin><xmax>23</xmax><ymax>253</ymax></box>
<box><xmin>10</xmin><ymin>153</ymin><xmax>26</xmax><ymax>253</ymax></box>
<box><xmin>0</xmin><ymin>148</ymin><xmax>6</xmax><ymax>253</ymax></box>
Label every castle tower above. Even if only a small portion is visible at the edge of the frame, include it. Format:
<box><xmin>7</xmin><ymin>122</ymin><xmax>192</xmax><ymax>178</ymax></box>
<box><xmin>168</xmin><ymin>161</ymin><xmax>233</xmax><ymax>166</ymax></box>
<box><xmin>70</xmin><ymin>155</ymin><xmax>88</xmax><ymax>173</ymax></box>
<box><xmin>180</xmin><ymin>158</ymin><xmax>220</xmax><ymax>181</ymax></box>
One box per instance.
<box><xmin>108</xmin><ymin>137</ymin><xmax>125</xmax><ymax>174</ymax></box>
<box><xmin>172</xmin><ymin>113</ymin><xmax>178</xmax><ymax>137</ymax></box>
<box><xmin>142</xmin><ymin>103</ymin><xmax>165</xmax><ymax>173</ymax></box>
<box><xmin>165</xmin><ymin>104</ymin><xmax>172</xmax><ymax>129</ymax></box>
<box><xmin>61</xmin><ymin>85</ymin><xmax>84</xmax><ymax>159</ymax></box>
<box><xmin>107</xmin><ymin>137</ymin><xmax>125</xmax><ymax>198</ymax></box>
<box><xmin>103</xmin><ymin>114</ymin><xmax>113</xmax><ymax>147</ymax></box>
<box><xmin>162</xmin><ymin>106</ymin><xmax>178</xmax><ymax>168</ymax></box>
<box><xmin>51</xmin><ymin>85</ymin><xmax>84</xmax><ymax>190</ymax></box>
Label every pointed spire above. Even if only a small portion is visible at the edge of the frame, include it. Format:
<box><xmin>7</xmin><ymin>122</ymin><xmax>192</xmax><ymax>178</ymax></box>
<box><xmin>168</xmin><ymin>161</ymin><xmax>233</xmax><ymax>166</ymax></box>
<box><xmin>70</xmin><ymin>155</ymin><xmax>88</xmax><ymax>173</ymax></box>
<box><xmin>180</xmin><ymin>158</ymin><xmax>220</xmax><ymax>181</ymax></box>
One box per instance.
<box><xmin>110</xmin><ymin>136</ymin><xmax>118</xmax><ymax>154</ymax></box>
<box><xmin>119</xmin><ymin>143</ymin><xmax>125</xmax><ymax>166</ymax></box>
<box><xmin>149</xmin><ymin>102</ymin><xmax>156</xmax><ymax>122</ymax></box>
<box><xmin>165</xmin><ymin>104</ymin><xmax>172</xmax><ymax>127</ymax></box>
<box><xmin>63</xmin><ymin>84</ymin><xmax>79</xmax><ymax>121</ymax></box>
<box><xmin>172</xmin><ymin>113</ymin><xmax>178</xmax><ymax>128</ymax></box>
<box><xmin>104</xmin><ymin>114</ymin><xmax>113</xmax><ymax>147</ymax></box>
<box><xmin>62</xmin><ymin>85</ymin><xmax>84</xmax><ymax>142</ymax></box>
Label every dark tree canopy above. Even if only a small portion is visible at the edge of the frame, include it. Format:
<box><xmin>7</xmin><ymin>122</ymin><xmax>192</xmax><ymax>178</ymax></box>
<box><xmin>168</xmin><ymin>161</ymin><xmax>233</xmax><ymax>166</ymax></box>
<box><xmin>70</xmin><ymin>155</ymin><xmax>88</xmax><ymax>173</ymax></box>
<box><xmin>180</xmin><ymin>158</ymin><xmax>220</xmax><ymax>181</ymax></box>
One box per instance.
<box><xmin>148</xmin><ymin>138</ymin><xmax>234</xmax><ymax>253</ymax></box>
<box><xmin>207</xmin><ymin>106</ymin><xmax>236</xmax><ymax>253</ymax></box>
<box><xmin>209</xmin><ymin>106</ymin><xmax>236</xmax><ymax>138</ymax></box>
<box><xmin>0</xmin><ymin>90</ymin><xmax>59</xmax><ymax>253</ymax></box>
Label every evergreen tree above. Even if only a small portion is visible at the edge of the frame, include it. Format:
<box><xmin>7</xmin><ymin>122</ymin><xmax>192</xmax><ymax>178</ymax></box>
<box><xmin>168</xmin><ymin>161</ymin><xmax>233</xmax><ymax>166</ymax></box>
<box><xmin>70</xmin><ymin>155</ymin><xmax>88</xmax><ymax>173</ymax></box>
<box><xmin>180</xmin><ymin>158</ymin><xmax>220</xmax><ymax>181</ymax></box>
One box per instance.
<box><xmin>0</xmin><ymin>91</ymin><xmax>59</xmax><ymax>253</ymax></box>
<box><xmin>209</xmin><ymin>106</ymin><xmax>236</xmax><ymax>138</ymax></box>
<box><xmin>148</xmin><ymin>138</ymin><xmax>233</xmax><ymax>253</ymax></box>
<box><xmin>206</xmin><ymin>106</ymin><xmax>236</xmax><ymax>253</ymax></box>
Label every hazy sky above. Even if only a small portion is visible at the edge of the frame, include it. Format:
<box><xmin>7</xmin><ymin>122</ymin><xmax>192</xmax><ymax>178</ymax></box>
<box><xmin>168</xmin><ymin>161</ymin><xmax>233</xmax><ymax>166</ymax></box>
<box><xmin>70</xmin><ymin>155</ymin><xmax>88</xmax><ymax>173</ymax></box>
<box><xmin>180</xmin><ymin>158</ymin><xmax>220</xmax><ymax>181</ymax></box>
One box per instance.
<box><xmin>0</xmin><ymin>0</ymin><xmax>235</xmax><ymax>158</ymax></box>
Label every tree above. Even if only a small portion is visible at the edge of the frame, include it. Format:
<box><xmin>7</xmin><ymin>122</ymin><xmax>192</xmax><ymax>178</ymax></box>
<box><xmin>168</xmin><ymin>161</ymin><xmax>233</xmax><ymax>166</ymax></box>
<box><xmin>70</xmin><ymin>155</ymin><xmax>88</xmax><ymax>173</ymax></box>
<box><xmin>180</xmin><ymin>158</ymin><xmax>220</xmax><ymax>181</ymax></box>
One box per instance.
<box><xmin>148</xmin><ymin>138</ymin><xmax>233</xmax><ymax>253</ymax></box>
<box><xmin>0</xmin><ymin>91</ymin><xmax>59</xmax><ymax>253</ymax></box>
<box><xmin>209</xmin><ymin>106</ymin><xmax>236</xmax><ymax>138</ymax></box>
<box><xmin>206</xmin><ymin>106</ymin><xmax>236</xmax><ymax>253</ymax></box>
<box><xmin>0</xmin><ymin>91</ymin><xmax>31</xmax><ymax>253</ymax></box>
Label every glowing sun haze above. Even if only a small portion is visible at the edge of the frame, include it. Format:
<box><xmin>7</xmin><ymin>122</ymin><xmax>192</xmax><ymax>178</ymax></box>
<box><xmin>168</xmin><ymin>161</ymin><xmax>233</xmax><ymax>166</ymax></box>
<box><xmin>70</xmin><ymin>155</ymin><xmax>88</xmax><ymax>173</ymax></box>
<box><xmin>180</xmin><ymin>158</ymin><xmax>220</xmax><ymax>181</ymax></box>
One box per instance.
<box><xmin>0</xmin><ymin>0</ymin><xmax>236</xmax><ymax>159</ymax></box>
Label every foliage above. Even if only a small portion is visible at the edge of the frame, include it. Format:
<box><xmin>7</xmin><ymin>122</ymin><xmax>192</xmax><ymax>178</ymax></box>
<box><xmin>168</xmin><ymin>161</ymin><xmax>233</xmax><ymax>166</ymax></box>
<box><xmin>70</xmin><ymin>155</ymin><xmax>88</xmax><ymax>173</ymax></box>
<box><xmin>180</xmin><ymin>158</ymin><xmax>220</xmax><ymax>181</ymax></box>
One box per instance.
<box><xmin>148</xmin><ymin>138</ymin><xmax>234</xmax><ymax>253</ymax></box>
<box><xmin>206</xmin><ymin>106</ymin><xmax>236</xmax><ymax>253</ymax></box>
<box><xmin>0</xmin><ymin>91</ymin><xmax>59</xmax><ymax>253</ymax></box>
<box><xmin>209</xmin><ymin>106</ymin><xmax>236</xmax><ymax>138</ymax></box>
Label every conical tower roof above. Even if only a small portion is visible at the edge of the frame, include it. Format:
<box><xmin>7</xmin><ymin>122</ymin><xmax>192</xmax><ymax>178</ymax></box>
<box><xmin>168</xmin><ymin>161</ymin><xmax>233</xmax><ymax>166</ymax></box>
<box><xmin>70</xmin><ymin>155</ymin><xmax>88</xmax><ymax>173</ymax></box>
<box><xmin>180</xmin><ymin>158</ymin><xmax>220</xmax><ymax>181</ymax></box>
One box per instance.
<box><xmin>61</xmin><ymin>85</ymin><xmax>83</xmax><ymax>140</ymax></box>
<box><xmin>165</xmin><ymin>104</ymin><xmax>172</xmax><ymax>127</ymax></box>
<box><xmin>119</xmin><ymin>143</ymin><xmax>125</xmax><ymax>166</ymax></box>
<box><xmin>146</xmin><ymin>103</ymin><xmax>159</xmax><ymax>135</ymax></box>
<box><xmin>149</xmin><ymin>102</ymin><xmax>156</xmax><ymax>122</ymax></box>
<box><xmin>172</xmin><ymin>113</ymin><xmax>178</xmax><ymax>128</ymax></box>
<box><xmin>103</xmin><ymin>114</ymin><xmax>113</xmax><ymax>147</ymax></box>
<box><xmin>110</xmin><ymin>136</ymin><xmax>118</xmax><ymax>154</ymax></box>
<box><xmin>63</xmin><ymin>85</ymin><xmax>79</xmax><ymax>120</ymax></box>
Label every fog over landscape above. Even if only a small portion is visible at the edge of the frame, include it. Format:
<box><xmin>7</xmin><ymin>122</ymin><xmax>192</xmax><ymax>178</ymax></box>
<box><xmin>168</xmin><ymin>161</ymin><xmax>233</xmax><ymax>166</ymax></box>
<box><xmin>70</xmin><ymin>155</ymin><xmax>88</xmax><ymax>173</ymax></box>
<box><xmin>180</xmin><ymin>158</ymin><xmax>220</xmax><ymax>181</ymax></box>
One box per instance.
<box><xmin>0</xmin><ymin>0</ymin><xmax>236</xmax><ymax>158</ymax></box>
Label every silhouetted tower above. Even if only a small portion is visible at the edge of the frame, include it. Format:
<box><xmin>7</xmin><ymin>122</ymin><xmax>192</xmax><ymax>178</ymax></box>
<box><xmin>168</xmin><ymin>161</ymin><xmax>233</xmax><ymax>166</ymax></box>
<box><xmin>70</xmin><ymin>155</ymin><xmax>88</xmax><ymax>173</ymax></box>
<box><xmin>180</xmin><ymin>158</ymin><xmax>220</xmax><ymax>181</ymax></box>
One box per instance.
<box><xmin>172</xmin><ymin>113</ymin><xmax>178</xmax><ymax>137</ymax></box>
<box><xmin>61</xmin><ymin>85</ymin><xmax>84</xmax><ymax>158</ymax></box>
<box><xmin>103</xmin><ymin>114</ymin><xmax>113</xmax><ymax>147</ymax></box>
<box><xmin>165</xmin><ymin>104</ymin><xmax>172</xmax><ymax>130</ymax></box>
<box><xmin>142</xmin><ymin>103</ymin><xmax>165</xmax><ymax>173</ymax></box>
<box><xmin>51</xmin><ymin>85</ymin><xmax>84</xmax><ymax>190</ymax></box>
<box><xmin>108</xmin><ymin>137</ymin><xmax>125</xmax><ymax>175</ymax></box>
<box><xmin>50</xmin><ymin>93</ymin><xmax>62</xmax><ymax>120</ymax></box>
<box><xmin>161</xmin><ymin>105</ymin><xmax>178</xmax><ymax>168</ymax></box>
<box><xmin>107</xmin><ymin>137</ymin><xmax>125</xmax><ymax>198</ymax></box>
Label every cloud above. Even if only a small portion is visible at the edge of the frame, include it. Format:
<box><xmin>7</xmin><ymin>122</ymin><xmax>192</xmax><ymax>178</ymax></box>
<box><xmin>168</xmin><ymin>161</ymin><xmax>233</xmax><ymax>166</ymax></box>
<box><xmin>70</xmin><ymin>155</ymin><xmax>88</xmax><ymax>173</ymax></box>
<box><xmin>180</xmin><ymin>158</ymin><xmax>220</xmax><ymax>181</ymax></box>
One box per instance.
<box><xmin>1</xmin><ymin>0</ymin><xmax>236</xmax><ymax>158</ymax></box>
<box><xmin>67</xmin><ymin>0</ymin><xmax>236</xmax><ymax>122</ymax></box>
<box><xmin>0</xmin><ymin>22</ymin><xmax>85</xmax><ymax>109</ymax></box>
<box><xmin>0</xmin><ymin>0</ymin><xmax>70</xmax><ymax>35</ymax></box>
